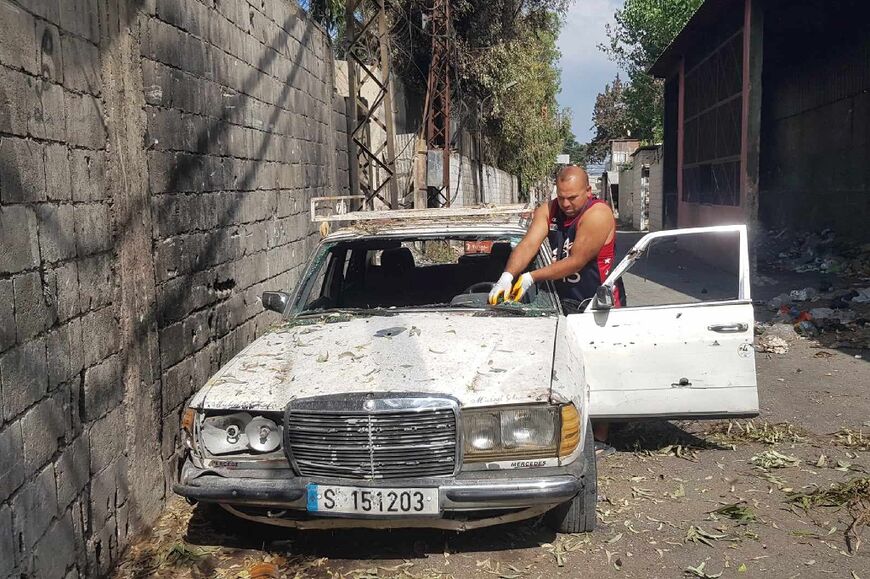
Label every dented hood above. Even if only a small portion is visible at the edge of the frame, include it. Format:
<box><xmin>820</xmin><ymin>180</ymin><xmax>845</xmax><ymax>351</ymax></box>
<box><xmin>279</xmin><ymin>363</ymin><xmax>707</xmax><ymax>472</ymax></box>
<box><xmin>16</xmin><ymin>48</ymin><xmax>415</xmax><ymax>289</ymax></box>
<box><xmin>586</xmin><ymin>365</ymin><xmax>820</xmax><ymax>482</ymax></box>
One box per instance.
<box><xmin>190</xmin><ymin>312</ymin><xmax>558</xmax><ymax>411</ymax></box>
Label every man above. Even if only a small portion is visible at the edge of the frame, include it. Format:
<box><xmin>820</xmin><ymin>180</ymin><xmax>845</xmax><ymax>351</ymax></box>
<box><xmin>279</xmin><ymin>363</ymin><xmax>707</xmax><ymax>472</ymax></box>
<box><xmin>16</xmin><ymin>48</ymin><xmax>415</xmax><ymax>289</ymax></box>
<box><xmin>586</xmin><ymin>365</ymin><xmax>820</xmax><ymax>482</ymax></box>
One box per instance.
<box><xmin>488</xmin><ymin>165</ymin><xmax>624</xmax><ymax>453</ymax></box>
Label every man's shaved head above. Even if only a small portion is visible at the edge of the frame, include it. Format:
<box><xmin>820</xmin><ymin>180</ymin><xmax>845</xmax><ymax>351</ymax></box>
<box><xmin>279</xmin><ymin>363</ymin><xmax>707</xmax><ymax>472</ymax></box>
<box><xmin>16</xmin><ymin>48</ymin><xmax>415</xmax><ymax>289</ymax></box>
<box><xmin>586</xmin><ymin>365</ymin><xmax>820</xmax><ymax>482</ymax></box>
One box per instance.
<box><xmin>557</xmin><ymin>165</ymin><xmax>590</xmax><ymax>188</ymax></box>
<box><xmin>555</xmin><ymin>165</ymin><xmax>592</xmax><ymax>218</ymax></box>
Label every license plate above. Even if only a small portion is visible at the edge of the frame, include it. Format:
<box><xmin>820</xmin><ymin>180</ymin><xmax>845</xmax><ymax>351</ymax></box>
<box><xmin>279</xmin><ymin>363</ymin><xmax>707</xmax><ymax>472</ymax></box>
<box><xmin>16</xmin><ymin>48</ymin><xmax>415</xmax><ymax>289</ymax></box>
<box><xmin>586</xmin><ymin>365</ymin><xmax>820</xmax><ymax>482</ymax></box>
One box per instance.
<box><xmin>307</xmin><ymin>484</ymin><xmax>439</xmax><ymax>515</ymax></box>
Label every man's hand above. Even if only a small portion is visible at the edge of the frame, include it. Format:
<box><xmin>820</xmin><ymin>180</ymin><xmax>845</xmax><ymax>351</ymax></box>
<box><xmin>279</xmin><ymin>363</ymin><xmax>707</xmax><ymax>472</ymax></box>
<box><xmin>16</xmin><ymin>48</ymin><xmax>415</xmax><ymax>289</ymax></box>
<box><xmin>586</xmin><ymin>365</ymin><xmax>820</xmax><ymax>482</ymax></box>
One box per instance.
<box><xmin>488</xmin><ymin>272</ymin><xmax>514</xmax><ymax>305</ymax></box>
<box><xmin>508</xmin><ymin>272</ymin><xmax>534</xmax><ymax>302</ymax></box>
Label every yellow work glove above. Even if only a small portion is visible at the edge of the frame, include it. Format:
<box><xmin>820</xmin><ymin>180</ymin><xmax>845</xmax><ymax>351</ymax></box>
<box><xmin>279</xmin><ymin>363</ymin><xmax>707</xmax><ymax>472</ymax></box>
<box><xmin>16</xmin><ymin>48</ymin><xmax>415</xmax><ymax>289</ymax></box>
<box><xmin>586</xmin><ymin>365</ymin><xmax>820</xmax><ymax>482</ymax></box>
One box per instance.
<box><xmin>488</xmin><ymin>272</ymin><xmax>514</xmax><ymax>305</ymax></box>
<box><xmin>508</xmin><ymin>272</ymin><xmax>534</xmax><ymax>302</ymax></box>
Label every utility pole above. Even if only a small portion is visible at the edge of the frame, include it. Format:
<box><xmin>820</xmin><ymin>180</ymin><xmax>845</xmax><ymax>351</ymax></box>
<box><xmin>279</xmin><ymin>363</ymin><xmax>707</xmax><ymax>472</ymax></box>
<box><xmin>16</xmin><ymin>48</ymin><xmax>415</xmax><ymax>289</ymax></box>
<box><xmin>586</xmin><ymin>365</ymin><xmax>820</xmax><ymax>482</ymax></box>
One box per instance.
<box><xmin>345</xmin><ymin>0</ymin><xmax>400</xmax><ymax>209</ymax></box>
<box><xmin>424</xmin><ymin>0</ymin><xmax>451</xmax><ymax>207</ymax></box>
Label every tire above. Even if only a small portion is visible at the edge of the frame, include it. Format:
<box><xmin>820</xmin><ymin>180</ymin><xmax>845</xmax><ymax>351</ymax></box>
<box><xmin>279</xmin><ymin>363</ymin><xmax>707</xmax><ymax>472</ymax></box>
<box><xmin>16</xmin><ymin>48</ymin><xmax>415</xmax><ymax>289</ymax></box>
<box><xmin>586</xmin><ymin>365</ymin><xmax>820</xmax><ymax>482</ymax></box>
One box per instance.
<box><xmin>545</xmin><ymin>419</ymin><xmax>597</xmax><ymax>533</ymax></box>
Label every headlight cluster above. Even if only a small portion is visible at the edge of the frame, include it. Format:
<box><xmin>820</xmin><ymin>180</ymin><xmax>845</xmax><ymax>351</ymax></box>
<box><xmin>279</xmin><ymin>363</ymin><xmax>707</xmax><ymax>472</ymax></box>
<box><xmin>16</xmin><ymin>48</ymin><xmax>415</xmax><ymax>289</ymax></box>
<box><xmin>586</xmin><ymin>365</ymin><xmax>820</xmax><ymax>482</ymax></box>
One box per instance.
<box><xmin>463</xmin><ymin>404</ymin><xmax>580</xmax><ymax>462</ymax></box>
<box><xmin>195</xmin><ymin>411</ymin><xmax>283</xmax><ymax>455</ymax></box>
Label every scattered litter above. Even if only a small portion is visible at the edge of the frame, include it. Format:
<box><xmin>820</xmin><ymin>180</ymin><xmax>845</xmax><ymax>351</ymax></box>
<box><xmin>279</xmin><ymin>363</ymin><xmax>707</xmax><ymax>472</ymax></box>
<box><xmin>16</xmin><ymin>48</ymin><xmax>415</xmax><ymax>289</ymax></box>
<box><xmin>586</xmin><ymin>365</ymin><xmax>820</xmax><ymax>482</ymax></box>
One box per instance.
<box><xmin>757</xmin><ymin>335</ymin><xmax>789</xmax><ymax>354</ymax></box>
<box><xmin>853</xmin><ymin>288</ymin><xmax>870</xmax><ymax>303</ymax></box>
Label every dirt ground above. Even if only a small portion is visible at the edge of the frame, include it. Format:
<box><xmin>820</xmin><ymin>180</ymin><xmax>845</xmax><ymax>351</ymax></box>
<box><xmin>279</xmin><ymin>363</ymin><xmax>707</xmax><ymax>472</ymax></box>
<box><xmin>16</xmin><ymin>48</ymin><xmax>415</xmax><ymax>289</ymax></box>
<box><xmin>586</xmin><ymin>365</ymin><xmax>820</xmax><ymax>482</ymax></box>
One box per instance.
<box><xmin>114</xmin><ymin>234</ymin><xmax>870</xmax><ymax>579</ymax></box>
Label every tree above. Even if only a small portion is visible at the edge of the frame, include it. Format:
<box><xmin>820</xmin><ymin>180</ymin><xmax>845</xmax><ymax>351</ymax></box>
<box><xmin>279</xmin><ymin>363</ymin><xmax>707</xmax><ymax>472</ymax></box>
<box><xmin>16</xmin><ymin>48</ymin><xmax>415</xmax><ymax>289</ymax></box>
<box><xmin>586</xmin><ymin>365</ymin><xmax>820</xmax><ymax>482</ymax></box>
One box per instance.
<box><xmin>587</xmin><ymin>75</ymin><xmax>628</xmax><ymax>163</ymax></box>
<box><xmin>589</xmin><ymin>0</ymin><xmax>702</xmax><ymax>147</ymax></box>
<box><xmin>562</xmin><ymin>132</ymin><xmax>587</xmax><ymax>167</ymax></box>
<box><xmin>309</xmin><ymin>0</ymin><xmax>571</xmax><ymax>185</ymax></box>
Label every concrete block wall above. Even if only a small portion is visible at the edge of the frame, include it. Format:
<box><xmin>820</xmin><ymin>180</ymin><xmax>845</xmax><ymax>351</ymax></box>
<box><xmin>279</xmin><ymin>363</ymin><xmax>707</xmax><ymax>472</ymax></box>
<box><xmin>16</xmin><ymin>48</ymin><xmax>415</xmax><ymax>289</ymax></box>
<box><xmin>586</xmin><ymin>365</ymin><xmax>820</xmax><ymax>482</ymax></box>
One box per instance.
<box><xmin>0</xmin><ymin>0</ymin><xmax>334</xmax><ymax>576</ymax></box>
<box><xmin>450</xmin><ymin>153</ymin><xmax>518</xmax><ymax>207</ymax></box>
<box><xmin>648</xmin><ymin>157</ymin><xmax>664</xmax><ymax>231</ymax></box>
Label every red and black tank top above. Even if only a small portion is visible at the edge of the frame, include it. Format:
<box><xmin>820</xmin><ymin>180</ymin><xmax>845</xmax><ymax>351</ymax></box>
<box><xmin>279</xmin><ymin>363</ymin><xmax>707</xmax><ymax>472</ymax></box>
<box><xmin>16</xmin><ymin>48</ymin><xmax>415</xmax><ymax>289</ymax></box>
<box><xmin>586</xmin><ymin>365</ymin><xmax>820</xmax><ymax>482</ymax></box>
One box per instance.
<box><xmin>547</xmin><ymin>198</ymin><xmax>624</xmax><ymax>306</ymax></box>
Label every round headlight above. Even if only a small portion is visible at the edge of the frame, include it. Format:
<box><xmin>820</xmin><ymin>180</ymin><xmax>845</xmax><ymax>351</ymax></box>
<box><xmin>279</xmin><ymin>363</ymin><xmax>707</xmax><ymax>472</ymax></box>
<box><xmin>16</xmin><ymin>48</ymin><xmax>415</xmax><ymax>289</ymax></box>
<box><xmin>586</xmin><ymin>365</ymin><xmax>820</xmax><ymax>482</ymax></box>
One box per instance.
<box><xmin>245</xmin><ymin>416</ymin><xmax>282</xmax><ymax>452</ymax></box>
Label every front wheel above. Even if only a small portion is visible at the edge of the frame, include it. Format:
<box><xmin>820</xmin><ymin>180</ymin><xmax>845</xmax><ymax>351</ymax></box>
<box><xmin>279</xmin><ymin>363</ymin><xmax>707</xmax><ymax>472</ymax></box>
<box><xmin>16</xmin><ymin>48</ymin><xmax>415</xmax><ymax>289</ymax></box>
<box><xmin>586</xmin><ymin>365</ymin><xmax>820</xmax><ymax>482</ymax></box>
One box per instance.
<box><xmin>545</xmin><ymin>419</ymin><xmax>596</xmax><ymax>533</ymax></box>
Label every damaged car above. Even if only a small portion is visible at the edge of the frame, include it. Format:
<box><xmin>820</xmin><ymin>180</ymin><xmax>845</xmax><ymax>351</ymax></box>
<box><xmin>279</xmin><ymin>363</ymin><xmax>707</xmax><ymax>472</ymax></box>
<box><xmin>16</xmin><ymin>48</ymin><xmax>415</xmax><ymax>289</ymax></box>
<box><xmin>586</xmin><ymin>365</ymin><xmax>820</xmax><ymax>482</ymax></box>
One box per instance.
<box><xmin>172</xmin><ymin>208</ymin><xmax>758</xmax><ymax>533</ymax></box>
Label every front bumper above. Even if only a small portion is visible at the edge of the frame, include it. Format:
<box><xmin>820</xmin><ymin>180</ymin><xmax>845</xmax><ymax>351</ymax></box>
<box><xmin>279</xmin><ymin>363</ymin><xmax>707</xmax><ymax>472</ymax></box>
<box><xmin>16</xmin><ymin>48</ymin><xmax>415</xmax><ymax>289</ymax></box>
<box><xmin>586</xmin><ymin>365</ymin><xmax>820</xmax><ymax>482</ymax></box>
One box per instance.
<box><xmin>173</xmin><ymin>454</ymin><xmax>589</xmax><ymax>513</ymax></box>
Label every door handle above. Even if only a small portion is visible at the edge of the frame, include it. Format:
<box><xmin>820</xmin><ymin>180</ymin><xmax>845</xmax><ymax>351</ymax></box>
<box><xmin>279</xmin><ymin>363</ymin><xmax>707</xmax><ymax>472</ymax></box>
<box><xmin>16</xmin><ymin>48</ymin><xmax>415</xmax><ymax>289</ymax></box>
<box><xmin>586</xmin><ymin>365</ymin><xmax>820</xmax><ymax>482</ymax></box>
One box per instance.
<box><xmin>707</xmin><ymin>323</ymin><xmax>748</xmax><ymax>333</ymax></box>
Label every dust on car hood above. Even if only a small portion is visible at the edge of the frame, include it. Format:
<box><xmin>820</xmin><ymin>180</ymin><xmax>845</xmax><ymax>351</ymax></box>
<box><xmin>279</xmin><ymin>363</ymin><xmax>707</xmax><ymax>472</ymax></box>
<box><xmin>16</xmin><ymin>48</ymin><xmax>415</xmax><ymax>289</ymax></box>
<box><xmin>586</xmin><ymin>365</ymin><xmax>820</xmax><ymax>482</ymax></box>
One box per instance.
<box><xmin>190</xmin><ymin>312</ymin><xmax>558</xmax><ymax>411</ymax></box>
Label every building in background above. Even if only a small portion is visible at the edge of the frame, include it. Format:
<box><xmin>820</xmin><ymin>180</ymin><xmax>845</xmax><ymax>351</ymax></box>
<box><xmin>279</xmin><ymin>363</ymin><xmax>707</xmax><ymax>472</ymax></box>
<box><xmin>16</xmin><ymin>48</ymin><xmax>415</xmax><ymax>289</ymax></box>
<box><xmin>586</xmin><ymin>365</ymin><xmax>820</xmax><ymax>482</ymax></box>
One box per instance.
<box><xmin>650</xmin><ymin>0</ymin><xmax>869</xmax><ymax>241</ymax></box>
<box><xmin>618</xmin><ymin>145</ymin><xmax>664</xmax><ymax>231</ymax></box>
<box><xmin>599</xmin><ymin>139</ymin><xmax>641</xmax><ymax>214</ymax></box>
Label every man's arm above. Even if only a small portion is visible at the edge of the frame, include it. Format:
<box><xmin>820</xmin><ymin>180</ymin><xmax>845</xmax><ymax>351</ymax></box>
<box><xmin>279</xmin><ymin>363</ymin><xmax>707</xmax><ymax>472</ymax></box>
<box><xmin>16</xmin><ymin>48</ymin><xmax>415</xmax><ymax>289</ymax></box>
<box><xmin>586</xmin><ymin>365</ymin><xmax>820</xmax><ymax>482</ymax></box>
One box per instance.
<box><xmin>503</xmin><ymin>203</ymin><xmax>550</xmax><ymax>277</ymax></box>
<box><xmin>529</xmin><ymin>204</ymin><xmax>612</xmax><ymax>283</ymax></box>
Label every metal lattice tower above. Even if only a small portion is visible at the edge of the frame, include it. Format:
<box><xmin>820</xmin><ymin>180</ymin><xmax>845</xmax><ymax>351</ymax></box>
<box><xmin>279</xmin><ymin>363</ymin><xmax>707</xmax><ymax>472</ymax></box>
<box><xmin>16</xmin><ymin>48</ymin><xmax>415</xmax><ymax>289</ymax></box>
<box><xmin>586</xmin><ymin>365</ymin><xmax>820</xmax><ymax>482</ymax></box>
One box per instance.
<box><xmin>345</xmin><ymin>0</ymin><xmax>400</xmax><ymax>209</ymax></box>
<box><xmin>424</xmin><ymin>0</ymin><xmax>451</xmax><ymax>207</ymax></box>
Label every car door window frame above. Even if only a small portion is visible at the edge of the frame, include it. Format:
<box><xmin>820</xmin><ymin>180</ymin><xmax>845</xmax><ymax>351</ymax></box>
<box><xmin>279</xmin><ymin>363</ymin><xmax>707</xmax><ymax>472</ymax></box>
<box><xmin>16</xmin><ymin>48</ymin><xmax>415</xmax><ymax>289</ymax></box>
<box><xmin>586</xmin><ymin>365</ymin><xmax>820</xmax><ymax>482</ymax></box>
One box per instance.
<box><xmin>581</xmin><ymin>224</ymin><xmax>751</xmax><ymax>314</ymax></box>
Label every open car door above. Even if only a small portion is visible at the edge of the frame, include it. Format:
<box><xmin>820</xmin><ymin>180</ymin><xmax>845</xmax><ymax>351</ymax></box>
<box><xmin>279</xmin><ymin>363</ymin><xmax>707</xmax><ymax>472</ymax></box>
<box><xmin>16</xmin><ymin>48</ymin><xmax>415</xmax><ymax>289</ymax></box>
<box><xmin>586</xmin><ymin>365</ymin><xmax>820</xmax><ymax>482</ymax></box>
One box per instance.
<box><xmin>565</xmin><ymin>225</ymin><xmax>758</xmax><ymax>420</ymax></box>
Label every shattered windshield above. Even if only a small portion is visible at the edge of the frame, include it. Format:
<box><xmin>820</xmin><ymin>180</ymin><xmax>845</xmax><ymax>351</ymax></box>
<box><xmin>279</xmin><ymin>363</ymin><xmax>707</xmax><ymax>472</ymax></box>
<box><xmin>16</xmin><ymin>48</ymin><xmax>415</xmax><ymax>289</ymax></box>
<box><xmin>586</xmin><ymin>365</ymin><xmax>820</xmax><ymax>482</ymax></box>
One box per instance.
<box><xmin>290</xmin><ymin>233</ymin><xmax>557</xmax><ymax>316</ymax></box>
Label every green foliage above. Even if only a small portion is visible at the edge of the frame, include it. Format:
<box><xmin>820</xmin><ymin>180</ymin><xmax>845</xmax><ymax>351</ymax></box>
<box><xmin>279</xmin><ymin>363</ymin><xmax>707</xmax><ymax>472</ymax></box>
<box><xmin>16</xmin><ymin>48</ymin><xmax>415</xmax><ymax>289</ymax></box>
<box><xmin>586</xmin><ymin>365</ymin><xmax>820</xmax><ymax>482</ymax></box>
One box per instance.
<box><xmin>587</xmin><ymin>75</ymin><xmax>627</xmax><ymax>163</ymax></box>
<box><xmin>588</xmin><ymin>0</ymin><xmax>702</xmax><ymax>156</ymax></box>
<box><xmin>308</xmin><ymin>0</ymin><xmax>571</xmax><ymax>185</ymax></box>
<box><xmin>562</xmin><ymin>133</ymin><xmax>587</xmax><ymax>167</ymax></box>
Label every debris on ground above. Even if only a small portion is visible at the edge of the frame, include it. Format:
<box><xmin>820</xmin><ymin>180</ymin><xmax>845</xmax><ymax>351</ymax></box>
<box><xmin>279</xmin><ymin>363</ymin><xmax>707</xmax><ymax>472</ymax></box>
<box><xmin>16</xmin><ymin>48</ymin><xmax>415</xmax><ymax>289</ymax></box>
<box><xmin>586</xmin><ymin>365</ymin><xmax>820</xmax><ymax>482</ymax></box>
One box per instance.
<box><xmin>756</xmin><ymin>335</ymin><xmax>789</xmax><ymax>354</ymax></box>
<box><xmin>751</xmin><ymin>450</ymin><xmax>801</xmax><ymax>470</ymax></box>
<box><xmin>685</xmin><ymin>561</ymin><xmax>723</xmax><ymax>578</ymax></box>
<box><xmin>787</xmin><ymin>477</ymin><xmax>870</xmax><ymax>552</ymax></box>
<box><xmin>710</xmin><ymin>502</ymin><xmax>757</xmax><ymax>524</ymax></box>
<box><xmin>706</xmin><ymin>420</ymin><xmax>805</xmax><ymax>446</ymax></box>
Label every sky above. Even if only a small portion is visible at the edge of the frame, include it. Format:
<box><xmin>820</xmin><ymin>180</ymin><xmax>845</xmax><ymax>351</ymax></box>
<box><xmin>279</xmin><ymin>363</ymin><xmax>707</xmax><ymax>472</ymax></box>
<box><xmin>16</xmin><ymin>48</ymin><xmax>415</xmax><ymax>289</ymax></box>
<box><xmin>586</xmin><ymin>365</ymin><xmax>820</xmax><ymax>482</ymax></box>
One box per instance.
<box><xmin>556</xmin><ymin>0</ymin><xmax>624</xmax><ymax>143</ymax></box>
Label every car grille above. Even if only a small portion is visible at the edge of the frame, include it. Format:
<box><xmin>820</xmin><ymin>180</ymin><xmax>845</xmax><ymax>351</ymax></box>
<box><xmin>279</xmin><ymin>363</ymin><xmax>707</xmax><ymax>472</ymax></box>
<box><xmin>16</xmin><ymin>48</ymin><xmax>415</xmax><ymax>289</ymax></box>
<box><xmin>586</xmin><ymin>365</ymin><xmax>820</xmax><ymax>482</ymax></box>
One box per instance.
<box><xmin>285</xmin><ymin>402</ymin><xmax>458</xmax><ymax>480</ymax></box>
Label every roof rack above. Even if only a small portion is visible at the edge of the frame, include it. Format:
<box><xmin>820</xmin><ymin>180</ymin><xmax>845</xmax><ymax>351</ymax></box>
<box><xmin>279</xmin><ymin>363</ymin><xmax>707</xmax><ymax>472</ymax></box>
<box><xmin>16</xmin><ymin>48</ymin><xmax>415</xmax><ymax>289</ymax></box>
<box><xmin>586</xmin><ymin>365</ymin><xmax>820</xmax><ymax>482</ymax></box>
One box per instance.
<box><xmin>310</xmin><ymin>196</ymin><xmax>534</xmax><ymax>223</ymax></box>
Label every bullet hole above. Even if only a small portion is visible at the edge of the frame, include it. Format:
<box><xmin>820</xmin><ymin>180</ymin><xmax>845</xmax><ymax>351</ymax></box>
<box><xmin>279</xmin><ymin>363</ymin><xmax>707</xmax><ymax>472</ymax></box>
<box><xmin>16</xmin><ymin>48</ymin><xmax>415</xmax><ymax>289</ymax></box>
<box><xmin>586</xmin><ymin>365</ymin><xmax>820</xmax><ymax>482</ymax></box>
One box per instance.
<box><xmin>212</xmin><ymin>278</ymin><xmax>236</xmax><ymax>292</ymax></box>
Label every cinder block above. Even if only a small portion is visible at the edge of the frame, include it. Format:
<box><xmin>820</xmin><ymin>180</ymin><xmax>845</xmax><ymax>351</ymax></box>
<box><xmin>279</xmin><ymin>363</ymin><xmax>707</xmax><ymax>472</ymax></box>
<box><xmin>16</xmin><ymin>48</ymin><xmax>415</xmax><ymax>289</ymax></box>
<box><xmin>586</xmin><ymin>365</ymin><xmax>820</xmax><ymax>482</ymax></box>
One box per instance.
<box><xmin>0</xmin><ymin>280</ymin><xmax>14</xmax><ymax>352</ymax></box>
<box><xmin>51</xmin><ymin>261</ymin><xmax>81</xmax><ymax>322</ymax></box>
<box><xmin>74</xmin><ymin>203</ymin><xmax>111</xmax><ymax>256</ymax></box>
<box><xmin>0</xmin><ymin>504</ymin><xmax>14</xmax><ymax>576</ymax></box>
<box><xmin>38</xmin><ymin>203</ymin><xmax>77</xmax><ymax>263</ymax></box>
<box><xmin>62</xmin><ymin>33</ymin><xmax>100</xmax><ymax>94</ymax></box>
<box><xmin>0</xmin><ymin>138</ymin><xmax>47</xmax><ymax>203</ymax></box>
<box><xmin>161</xmin><ymin>356</ymin><xmax>193</xmax><ymax>415</ymax></box>
<box><xmin>70</xmin><ymin>148</ymin><xmax>107</xmax><ymax>201</ymax></box>
<box><xmin>55</xmin><ymin>432</ymin><xmax>89</xmax><ymax>511</ymax></box>
<box><xmin>64</xmin><ymin>92</ymin><xmax>106</xmax><ymax>149</ymax></box>
<box><xmin>39</xmin><ymin>79</ymin><xmax>66</xmax><ymax>140</ymax></box>
<box><xmin>21</xmin><ymin>396</ymin><xmax>65</xmax><ymax>477</ymax></box>
<box><xmin>80</xmin><ymin>307</ymin><xmax>118</xmax><ymax>368</ymax></box>
<box><xmin>13</xmin><ymin>271</ymin><xmax>55</xmax><ymax>341</ymax></box>
<box><xmin>77</xmin><ymin>253</ymin><xmax>112</xmax><ymax>312</ymax></box>
<box><xmin>46</xmin><ymin>326</ymin><xmax>72</xmax><ymax>389</ymax></box>
<box><xmin>0</xmin><ymin>420</ymin><xmax>24</xmax><ymax>502</ymax></box>
<box><xmin>0</xmin><ymin>67</ymin><xmax>41</xmax><ymax>137</ymax></box>
<box><xmin>36</xmin><ymin>20</ymin><xmax>63</xmax><ymax>83</ymax></box>
<box><xmin>28</xmin><ymin>0</ymin><xmax>61</xmax><ymax>24</ymax></box>
<box><xmin>89</xmin><ymin>459</ymin><xmax>122</xmax><ymax>535</ymax></box>
<box><xmin>11</xmin><ymin>463</ymin><xmax>58</xmax><ymax>550</ymax></box>
<box><xmin>0</xmin><ymin>337</ymin><xmax>48</xmax><ymax>421</ymax></box>
<box><xmin>32</xmin><ymin>511</ymin><xmax>76</xmax><ymax>579</ymax></box>
<box><xmin>0</xmin><ymin>1</ymin><xmax>38</xmax><ymax>74</ymax></box>
<box><xmin>82</xmin><ymin>354</ymin><xmax>122</xmax><ymax>422</ymax></box>
<box><xmin>59</xmin><ymin>0</ymin><xmax>99</xmax><ymax>43</ymax></box>
<box><xmin>44</xmin><ymin>143</ymin><xmax>72</xmax><ymax>200</ymax></box>
<box><xmin>88</xmin><ymin>404</ymin><xmax>125</xmax><ymax>474</ymax></box>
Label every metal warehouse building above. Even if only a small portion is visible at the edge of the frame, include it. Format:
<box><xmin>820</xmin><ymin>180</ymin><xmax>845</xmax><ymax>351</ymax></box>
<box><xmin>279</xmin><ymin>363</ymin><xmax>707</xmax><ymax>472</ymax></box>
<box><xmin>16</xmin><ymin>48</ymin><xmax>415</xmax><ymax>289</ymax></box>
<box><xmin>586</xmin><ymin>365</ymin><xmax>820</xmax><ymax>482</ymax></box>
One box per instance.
<box><xmin>650</xmin><ymin>0</ymin><xmax>870</xmax><ymax>241</ymax></box>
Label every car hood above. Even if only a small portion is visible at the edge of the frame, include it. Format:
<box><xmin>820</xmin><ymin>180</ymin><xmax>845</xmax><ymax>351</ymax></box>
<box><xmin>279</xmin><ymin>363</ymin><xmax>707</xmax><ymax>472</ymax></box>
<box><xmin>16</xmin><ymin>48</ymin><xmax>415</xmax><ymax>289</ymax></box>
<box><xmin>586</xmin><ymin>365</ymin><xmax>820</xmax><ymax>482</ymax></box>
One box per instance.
<box><xmin>190</xmin><ymin>312</ymin><xmax>558</xmax><ymax>411</ymax></box>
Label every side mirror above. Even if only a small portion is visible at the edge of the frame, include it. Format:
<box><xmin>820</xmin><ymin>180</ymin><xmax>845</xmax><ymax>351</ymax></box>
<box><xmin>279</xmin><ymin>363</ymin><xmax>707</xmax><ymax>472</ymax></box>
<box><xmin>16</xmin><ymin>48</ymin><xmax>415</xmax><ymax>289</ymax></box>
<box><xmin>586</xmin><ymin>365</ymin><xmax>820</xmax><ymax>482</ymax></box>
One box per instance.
<box><xmin>593</xmin><ymin>285</ymin><xmax>614</xmax><ymax>310</ymax></box>
<box><xmin>262</xmin><ymin>291</ymin><xmax>290</xmax><ymax>314</ymax></box>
